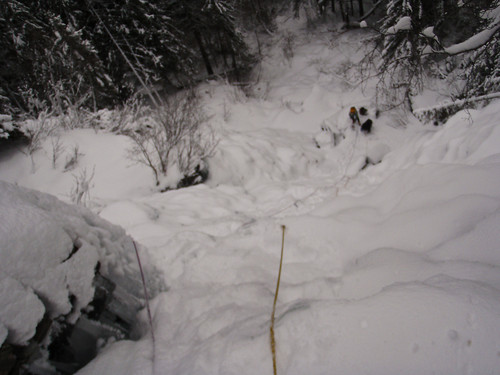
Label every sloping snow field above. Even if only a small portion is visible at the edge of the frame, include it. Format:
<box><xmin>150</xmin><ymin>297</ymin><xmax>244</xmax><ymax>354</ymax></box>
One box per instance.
<box><xmin>1</xmin><ymin>18</ymin><xmax>500</xmax><ymax>375</ymax></box>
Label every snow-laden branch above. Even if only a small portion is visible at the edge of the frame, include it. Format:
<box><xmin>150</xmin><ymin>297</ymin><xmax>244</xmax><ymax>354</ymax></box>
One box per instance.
<box><xmin>433</xmin><ymin>4</ymin><xmax>500</xmax><ymax>56</ymax></box>
<box><xmin>444</xmin><ymin>23</ymin><xmax>500</xmax><ymax>55</ymax></box>
<box><xmin>386</xmin><ymin>16</ymin><xmax>412</xmax><ymax>34</ymax></box>
<box><xmin>413</xmin><ymin>92</ymin><xmax>500</xmax><ymax>123</ymax></box>
<box><xmin>378</xmin><ymin>4</ymin><xmax>500</xmax><ymax>57</ymax></box>
<box><xmin>414</xmin><ymin>92</ymin><xmax>500</xmax><ymax>114</ymax></box>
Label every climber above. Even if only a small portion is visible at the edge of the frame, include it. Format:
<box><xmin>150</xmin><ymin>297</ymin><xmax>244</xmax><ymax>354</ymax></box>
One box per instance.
<box><xmin>349</xmin><ymin>106</ymin><xmax>361</xmax><ymax>127</ymax></box>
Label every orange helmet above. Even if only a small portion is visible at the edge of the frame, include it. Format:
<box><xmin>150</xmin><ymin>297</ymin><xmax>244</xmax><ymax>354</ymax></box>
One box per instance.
<box><xmin>350</xmin><ymin>107</ymin><xmax>356</xmax><ymax>113</ymax></box>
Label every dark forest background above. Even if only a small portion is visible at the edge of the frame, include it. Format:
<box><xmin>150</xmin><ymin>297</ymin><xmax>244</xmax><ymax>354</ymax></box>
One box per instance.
<box><xmin>1</xmin><ymin>0</ymin><xmax>498</xmax><ymax>137</ymax></box>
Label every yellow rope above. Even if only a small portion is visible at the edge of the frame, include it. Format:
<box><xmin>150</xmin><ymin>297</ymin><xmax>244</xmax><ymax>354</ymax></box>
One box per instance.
<box><xmin>270</xmin><ymin>225</ymin><xmax>286</xmax><ymax>375</ymax></box>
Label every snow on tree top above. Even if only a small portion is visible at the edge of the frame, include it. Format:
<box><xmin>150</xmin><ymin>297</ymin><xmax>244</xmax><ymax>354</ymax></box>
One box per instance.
<box><xmin>387</xmin><ymin>16</ymin><xmax>412</xmax><ymax>34</ymax></box>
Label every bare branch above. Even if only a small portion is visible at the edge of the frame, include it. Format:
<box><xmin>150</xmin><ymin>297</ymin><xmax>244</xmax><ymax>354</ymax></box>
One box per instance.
<box><xmin>126</xmin><ymin>90</ymin><xmax>215</xmax><ymax>189</ymax></box>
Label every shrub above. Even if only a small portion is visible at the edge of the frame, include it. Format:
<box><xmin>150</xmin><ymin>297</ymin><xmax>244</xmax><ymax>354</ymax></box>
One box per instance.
<box><xmin>126</xmin><ymin>90</ymin><xmax>217</xmax><ymax>190</ymax></box>
<box><xmin>64</xmin><ymin>145</ymin><xmax>84</xmax><ymax>172</ymax></box>
<box><xmin>70</xmin><ymin>166</ymin><xmax>95</xmax><ymax>206</ymax></box>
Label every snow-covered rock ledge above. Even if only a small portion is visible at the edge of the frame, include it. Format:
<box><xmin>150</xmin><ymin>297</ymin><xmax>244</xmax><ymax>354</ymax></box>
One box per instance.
<box><xmin>0</xmin><ymin>181</ymin><xmax>163</xmax><ymax>374</ymax></box>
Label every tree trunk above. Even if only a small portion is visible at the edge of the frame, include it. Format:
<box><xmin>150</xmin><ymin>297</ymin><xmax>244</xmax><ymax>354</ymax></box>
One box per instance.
<box><xmin>194</xmin><ymin>30</ymin><xmax>214</xmax><ymax>76</ymax></box>
<box><xmin>358</xmin><ymin>0</ymin><xmax>364</xmax><ymax>16</ymax></box>
<box><xmin>294</xmin><ymin>0</ymin><xmax>301</xmax><ymax>17</ymax></box>
<box><xmin>339</xmin><ymin>0</ymin><xmax>349</xmax><ymax>22</ymax></box>
<box><xmin>318</xmin><ymin>0</ymin><xmax>324</xmax><ymax>15</ymax></box>
<box><xmin>219</xmin><ymin>33</ymin><xmax>228</xmax><ymax>68</ymax></box>
<box><xmin>230</xmin><ymin>45</ymin><xmax>240</xmax><ymax>82</ymax></box>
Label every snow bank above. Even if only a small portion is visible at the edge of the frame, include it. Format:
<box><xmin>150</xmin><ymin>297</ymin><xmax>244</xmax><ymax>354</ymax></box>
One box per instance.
<box><xmin>274</xmin><ymin>277</ymin><xmax>500</xmax><ymax>375</ymax></box>
<box><xmin>0</xmin><ymin>128</ymin><xmax>154</xmax><ymax>203</ymax></box>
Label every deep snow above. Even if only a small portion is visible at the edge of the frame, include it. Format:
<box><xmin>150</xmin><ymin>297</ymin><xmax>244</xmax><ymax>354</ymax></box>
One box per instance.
<box><xmin>1</xmin><ymin>16</ymin><xmax>500</xmax><ymax>375</ymax></box>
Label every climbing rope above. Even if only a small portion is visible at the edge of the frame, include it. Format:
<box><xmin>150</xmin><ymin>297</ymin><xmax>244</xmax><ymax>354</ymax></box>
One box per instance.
<box><xmin>132</xmin><ymin>240</ymin><xmax>156</xmax><ymax>366</ymax></box>
<box><xmin>270</xmin><ymin>225</ymin><xmax>286</xmax><ymax>375</ymax></box>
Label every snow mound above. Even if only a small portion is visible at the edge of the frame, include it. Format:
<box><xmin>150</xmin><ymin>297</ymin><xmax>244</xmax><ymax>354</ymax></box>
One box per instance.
<box><xmin>366</xmin><ymin>142</ymin><xmax>390</xmax><ymax>164</ymax></box>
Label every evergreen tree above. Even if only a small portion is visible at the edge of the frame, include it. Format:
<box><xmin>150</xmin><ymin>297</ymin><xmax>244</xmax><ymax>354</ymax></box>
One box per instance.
<box><xmin>378</xmin><ymin>0</ymin><xmax>427</xmax><ymax>109</ymax></box>
<box><xmin>170</xmin><ymin>0</ymin><xmax>253</xmax><ymax>81</ymax></box>
<box><xmin>461</xmin><ymin>35</ymin><xmax>500</xmax><ymax>98</ymax></box>
<box><xmin>0</xmin><ymin>0</ymin><xmax>253</xmax><ymax>129</ymax></box>
<box><xmin>376</xmin><ymin>0</ymin><xmax>499</xmax><ymax>108</ymax></box>
<box><xmin>292</xmin><ymin>0</ymin><xmax>355</xmax><ymax>21</ymax></box>
<box><xmin>0</xmin><ymin>0</ymin><xmax>119</xmax><ymax>117</ymax></box>
<box><xmin>84</xmin><ymin>0</ymin><xmax>195</xmax><ymax>98</ymax></box>
<box><xmin>235</xmin><ymin>0</ymin><xmax>281</xmax><ymax>32</ymax></box>
<box><xmin>459</xmin><ymin>1</ymin><xmax>500</xmax><ymax>98</ymax></box>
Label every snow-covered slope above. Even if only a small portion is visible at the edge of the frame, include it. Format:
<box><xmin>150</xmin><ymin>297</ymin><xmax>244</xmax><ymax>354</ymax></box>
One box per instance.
<box><xmin>1</xmin><ymin>16</ymin><xmax>500</xmax><ymax>375</ymax></box>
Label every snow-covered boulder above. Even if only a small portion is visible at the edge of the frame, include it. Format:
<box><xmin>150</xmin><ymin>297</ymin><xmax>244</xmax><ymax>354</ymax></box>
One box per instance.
<box><xmin>0</xmin><ymin>181</ymin><xmax>162</xmax><ymax>373</ymax></box>
<box><xmin>0</xmin><ymin>277</ymin><xmax>45</xmax><ymax>346</ymax></box>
